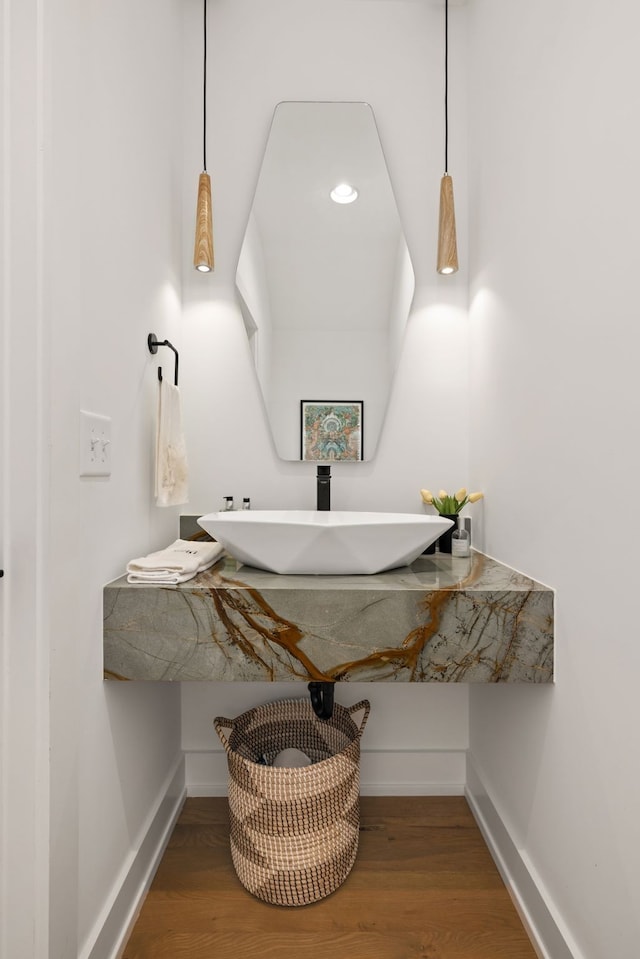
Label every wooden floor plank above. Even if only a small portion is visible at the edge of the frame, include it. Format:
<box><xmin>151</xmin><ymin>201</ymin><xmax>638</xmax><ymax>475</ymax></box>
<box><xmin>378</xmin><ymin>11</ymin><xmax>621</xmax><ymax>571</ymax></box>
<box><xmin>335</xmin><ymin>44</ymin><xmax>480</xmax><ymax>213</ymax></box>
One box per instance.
<box><xmin>122</xmin><ymin>796</ymin><xmax>537</xmax><ymax>959</ymax></box>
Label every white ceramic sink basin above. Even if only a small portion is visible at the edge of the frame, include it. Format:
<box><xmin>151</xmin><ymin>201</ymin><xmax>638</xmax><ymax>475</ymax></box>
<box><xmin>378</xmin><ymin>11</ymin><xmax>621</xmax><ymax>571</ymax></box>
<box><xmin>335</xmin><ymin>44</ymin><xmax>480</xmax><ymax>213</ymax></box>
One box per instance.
<box><xmin>197</xmin><ymin>510</ymin><xmax>454</xmax><ymax>575</ymax></box>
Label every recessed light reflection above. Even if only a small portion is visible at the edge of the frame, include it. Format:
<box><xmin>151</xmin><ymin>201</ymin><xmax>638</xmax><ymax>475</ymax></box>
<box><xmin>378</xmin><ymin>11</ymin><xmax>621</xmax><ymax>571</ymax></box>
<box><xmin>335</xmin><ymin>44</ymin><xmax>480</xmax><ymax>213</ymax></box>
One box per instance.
<box><xmin>330</xmin><ymin>183</ymin><xmax>358</xmax><ymax>204</ymax></box>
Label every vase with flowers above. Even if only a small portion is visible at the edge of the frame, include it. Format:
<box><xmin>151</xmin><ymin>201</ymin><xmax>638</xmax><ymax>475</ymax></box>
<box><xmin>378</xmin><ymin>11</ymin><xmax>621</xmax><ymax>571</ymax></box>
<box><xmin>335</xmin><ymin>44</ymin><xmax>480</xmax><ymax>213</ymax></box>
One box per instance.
<box><xmin>419</xmin><ymin>488</ymin><xmax>484</xmax><ymax>553</ymax></box>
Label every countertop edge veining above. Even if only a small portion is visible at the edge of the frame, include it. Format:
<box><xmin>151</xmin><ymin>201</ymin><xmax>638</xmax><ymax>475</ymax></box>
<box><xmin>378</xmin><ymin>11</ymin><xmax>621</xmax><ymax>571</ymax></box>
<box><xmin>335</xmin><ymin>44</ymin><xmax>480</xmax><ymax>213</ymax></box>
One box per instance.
<box><xmin>103</xmin><ymin>550</ymin><xmax>554</xmax><ymax>684</ymax></box>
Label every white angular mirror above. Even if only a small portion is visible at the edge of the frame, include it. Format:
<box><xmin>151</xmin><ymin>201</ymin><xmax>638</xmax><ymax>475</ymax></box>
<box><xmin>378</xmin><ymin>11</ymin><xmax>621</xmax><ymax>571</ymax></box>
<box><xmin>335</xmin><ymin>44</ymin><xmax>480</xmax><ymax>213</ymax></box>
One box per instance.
<box><xmin>236</xmin><ymin>101</ymin><xmax>415</xmax><ymax>461</ymax></box>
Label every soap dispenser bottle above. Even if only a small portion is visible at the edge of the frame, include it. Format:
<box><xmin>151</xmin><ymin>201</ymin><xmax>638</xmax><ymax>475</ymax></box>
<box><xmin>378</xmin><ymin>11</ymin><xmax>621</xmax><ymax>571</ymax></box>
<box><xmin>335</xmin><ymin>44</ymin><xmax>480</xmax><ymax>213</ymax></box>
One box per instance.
<box><xmin>452</xmin><ymin>513</ymin><xmax>470</xmax><ymax>557</ymax></box>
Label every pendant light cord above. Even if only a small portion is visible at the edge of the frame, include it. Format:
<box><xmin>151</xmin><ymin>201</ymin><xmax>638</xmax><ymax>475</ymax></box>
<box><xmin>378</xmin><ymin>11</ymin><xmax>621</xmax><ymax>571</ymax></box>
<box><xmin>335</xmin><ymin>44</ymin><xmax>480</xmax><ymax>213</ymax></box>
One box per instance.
<box><xmin>444</xmin><ymin>0</ymin><xmax>449</xmax><ymax>174</ymax></box>
<box><xmin>203</xmin><ymin>0</ymin><xmax>208</xmax><ymax>173</ymax></box>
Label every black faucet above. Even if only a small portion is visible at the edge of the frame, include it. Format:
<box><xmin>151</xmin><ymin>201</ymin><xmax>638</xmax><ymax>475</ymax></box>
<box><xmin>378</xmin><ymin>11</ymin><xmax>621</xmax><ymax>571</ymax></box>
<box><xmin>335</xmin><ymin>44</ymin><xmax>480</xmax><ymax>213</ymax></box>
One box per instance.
<box><xmin>317</xmin><ymin>465</ymin><xmax>331</xmax><ymax>511</ymax></box>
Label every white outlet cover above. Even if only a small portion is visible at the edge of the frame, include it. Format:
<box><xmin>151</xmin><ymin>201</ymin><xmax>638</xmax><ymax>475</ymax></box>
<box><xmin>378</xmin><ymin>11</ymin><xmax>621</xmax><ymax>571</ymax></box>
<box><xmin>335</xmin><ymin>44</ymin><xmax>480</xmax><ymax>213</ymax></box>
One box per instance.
<box><xmin>79</xmin><ymin>410</ymin><xmax>112</xmax><ymax>477</ymax></box>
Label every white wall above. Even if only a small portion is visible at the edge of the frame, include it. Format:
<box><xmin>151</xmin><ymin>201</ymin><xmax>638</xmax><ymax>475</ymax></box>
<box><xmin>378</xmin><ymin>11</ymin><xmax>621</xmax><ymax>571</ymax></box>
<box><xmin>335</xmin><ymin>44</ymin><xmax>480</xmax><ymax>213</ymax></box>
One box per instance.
<box><xmin>44</xmin><ymin>1</ymin><xmax>185</xmax><ymax>956</ymax></box>
<box><xmin>235</xmin><ymin>212</ymin><xmax>274</xmax><ymax>405</ymax></box>
<box><xmin>1</xmin><ymin>2</ymin><xmax>51</xmax><ymax>955</ymax></box>
<box><xmin>389</xmin><ymin>236</ymin><xmax>417</xmax><ymax>375</ymax></box>
<box><xmin>18</xmin><ymin>0</ymin><xmax>635</xmax><ymax>955</ymax></box>
<box><xmin>179</xmin><ymin>0</ymin><xmax>472</xmax><ymax>795</ymax></box>
<box><xmin>467</xmin><ymin>1</ymin><xmax>640</xmax><ymax>957</ymax></box>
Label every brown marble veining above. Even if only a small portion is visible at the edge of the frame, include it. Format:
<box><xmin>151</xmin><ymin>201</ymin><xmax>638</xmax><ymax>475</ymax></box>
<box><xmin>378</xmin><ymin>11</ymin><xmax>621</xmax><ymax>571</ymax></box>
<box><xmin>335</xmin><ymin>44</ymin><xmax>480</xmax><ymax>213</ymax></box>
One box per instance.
<box><xmin>103</xmin><ymin>551</ymin><xmax>554</xmax><ymax>683</ymax></box>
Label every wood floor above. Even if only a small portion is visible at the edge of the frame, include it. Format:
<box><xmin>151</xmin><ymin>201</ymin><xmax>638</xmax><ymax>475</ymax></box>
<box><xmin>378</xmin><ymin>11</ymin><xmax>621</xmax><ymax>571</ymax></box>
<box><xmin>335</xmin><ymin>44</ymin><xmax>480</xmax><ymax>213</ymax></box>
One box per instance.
<box><xmin>121</xmin><ymin>796</ymin><xmax>537</xmax><ymax>959</ymax></box>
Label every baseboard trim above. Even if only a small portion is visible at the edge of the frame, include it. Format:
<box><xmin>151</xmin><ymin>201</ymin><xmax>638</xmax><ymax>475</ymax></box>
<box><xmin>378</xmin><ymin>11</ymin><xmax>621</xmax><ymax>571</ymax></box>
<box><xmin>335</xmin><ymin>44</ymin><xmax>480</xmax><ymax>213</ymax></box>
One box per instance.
<box><xmin>185</xmin><ymin>748</ymin><xmax>467</xmax><ymax>797</ymax></box>
<box><xmin>85</xmin><ymin>749</ymin><xmax>582</xmax><ymax>959</ymax></box>
<box><xmin>80</xmin><ymin>754</ymin><xmax>187</xmax><ymax>959</ymax></box>
<box><xmin>465</xmin><ymin>757</ymin><xmax>580</xmax><ymax>959</ymax></box>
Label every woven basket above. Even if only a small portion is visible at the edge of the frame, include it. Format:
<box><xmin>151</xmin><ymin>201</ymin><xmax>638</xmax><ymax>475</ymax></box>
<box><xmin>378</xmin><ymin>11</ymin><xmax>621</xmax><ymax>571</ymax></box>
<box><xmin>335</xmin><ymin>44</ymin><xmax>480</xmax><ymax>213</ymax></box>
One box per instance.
<box><xmin>214</xmin><ymin>697</ymin><xmax>370</xmax><ymax>906</ymax></box>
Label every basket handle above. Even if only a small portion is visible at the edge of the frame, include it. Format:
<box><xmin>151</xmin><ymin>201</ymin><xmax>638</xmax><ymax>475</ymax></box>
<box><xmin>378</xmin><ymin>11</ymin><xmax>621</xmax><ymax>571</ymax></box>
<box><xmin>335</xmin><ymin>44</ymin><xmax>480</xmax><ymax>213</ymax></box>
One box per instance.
<box><xmin>213</xmin><ymin>716</ymin><xmax>235</xmax><ymax>753</ymax></box>
<box><xmin>348</xmin><ymin>700</ymin><xmax>370</xmax><ymax>738</ymax></box>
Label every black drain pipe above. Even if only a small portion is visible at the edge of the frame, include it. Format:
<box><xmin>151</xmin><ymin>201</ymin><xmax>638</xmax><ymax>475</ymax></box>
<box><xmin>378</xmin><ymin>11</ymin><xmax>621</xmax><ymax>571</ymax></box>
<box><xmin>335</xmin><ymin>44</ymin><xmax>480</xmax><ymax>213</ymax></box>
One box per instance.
<box><xmin>308</xmin><ymin>681</ymin><xmax>335</xmax><ymax>719</ymax></box>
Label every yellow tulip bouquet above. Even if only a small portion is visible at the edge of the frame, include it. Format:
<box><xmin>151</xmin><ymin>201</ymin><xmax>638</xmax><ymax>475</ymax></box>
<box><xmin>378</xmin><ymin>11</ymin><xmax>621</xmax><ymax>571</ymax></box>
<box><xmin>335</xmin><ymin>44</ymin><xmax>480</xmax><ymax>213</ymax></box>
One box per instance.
<box><xmin>420</xmin><ymin>487</ymin><xmax>484</xmax><ymax>515</ymax></box>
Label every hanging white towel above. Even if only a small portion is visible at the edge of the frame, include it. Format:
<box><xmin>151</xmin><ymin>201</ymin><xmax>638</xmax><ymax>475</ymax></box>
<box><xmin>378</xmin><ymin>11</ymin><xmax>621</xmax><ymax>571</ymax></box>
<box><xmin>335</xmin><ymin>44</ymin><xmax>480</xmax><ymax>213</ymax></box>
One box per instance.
<box><xmin>155</xmin><ymin>378</ymin><xmax>189</xmax><ymax>507</ymax></box>
<box><xmin>126</xmin><ymin>539</ymin><xmax>225</xmax><ymax>584</ymax></box>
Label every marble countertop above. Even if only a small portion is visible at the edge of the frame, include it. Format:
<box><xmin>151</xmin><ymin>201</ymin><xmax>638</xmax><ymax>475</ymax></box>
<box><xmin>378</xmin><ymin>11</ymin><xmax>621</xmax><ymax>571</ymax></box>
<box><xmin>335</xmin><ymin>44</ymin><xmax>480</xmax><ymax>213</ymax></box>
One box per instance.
<box><xmin>103</xmin><ymin>551</ymin><xmax>554</xmax><ymax>684</ymax></box>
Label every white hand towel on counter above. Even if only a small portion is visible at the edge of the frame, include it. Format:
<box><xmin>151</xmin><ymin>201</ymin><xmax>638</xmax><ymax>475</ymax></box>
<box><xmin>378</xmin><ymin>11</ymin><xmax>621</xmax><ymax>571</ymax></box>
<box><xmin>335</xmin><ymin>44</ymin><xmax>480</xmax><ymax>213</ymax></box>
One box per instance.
<box><xmin>155</xmin><ymin>378</ymin><xmax>189</xmax><ymax>507</ymax></box>
<box><xmin>126</xmin><ymin>539</ymin><xmax>225</xmax><ymax>584</ymax></box>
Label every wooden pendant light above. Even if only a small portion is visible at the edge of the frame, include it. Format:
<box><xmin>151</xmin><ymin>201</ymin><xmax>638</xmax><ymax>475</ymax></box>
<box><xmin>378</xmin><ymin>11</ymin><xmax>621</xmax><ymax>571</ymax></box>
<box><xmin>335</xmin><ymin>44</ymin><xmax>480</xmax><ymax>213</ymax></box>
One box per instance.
<box><xmin>194</xmin><ymin>172</ymin><xmax>214</xmax><ymax>272</ymax></box>
<box><xmin>437</xmin><ymin>0</ymin><xmax>458</xmax><ymax>275</ymax></box>
<box><xmin>194</xmin><ymin>0</ymin><xmax>214</xmax><ymax>272</ymax></box>
<box><xmin>437</xmin><ymin>173</ymin><xmax>458</xmax><ymax>274</ymax></box>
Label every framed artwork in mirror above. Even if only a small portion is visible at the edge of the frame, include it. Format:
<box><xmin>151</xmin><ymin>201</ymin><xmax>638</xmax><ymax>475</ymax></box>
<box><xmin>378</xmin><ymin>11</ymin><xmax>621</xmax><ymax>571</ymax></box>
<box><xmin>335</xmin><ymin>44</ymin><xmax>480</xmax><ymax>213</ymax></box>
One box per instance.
<box><xmin>300</xmin><ymin>401</ymin><xmax>363</xmax><ymax>462</ymax></box>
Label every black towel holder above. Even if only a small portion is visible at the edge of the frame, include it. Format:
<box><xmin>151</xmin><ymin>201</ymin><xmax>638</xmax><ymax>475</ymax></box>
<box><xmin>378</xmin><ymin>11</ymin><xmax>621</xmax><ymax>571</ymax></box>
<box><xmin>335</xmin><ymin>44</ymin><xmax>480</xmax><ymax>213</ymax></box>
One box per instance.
<box><xmin>148</xmin><ymin>332</ymin><xmax>179</xmax><ymax>386</ymax></box>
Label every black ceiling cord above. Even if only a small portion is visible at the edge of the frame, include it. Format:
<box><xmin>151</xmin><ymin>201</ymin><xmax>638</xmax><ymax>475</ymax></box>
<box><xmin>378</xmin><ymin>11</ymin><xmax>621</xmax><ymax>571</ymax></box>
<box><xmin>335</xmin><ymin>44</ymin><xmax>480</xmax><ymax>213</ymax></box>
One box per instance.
<box><xmin>203</xmin><ymin>0</ymin><xmax>207</xmax><ymax>173</ymax></box>
<box><xmin>444</xmin><ymin>0</ymin><xmax>449</xmax><ymax>175</ymax></box>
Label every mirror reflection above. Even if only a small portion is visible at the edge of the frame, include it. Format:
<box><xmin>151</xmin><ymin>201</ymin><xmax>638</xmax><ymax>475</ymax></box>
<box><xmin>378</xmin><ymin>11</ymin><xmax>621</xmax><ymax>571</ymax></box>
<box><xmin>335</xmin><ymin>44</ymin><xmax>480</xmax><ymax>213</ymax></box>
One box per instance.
<box><xmin>236</xmin><ymin>101</ymin><xmax>415</xmax><ymax>461</ymax></box>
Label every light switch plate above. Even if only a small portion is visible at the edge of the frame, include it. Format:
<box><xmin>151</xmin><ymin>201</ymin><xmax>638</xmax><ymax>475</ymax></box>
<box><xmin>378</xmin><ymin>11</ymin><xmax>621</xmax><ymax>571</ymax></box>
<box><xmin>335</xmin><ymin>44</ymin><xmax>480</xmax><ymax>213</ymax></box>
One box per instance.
<box><xmin>79</xmin><ymin>410</ymin><xmax>112</xmax><ymax>477</ymax></box>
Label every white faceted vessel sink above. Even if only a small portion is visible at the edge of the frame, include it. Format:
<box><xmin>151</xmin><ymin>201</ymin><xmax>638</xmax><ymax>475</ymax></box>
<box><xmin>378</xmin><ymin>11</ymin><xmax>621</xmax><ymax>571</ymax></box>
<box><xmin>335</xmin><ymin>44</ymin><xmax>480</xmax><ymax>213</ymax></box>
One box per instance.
<box><xmin>197</xmin><ymin>510</ymin><xmax>454</xmax><ymax>575</ymax></box>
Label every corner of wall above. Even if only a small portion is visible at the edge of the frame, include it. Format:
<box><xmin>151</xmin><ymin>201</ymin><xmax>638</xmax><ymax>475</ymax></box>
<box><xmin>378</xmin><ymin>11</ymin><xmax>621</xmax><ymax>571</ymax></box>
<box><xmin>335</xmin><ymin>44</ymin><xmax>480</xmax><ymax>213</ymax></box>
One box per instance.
<box><xmin>465</xmin><ymin>756</ymin><xmax>581</xmax><ymax>959</ymax></box>
<box><xmin>81</xmin><ymin>756</ymin><xmax>186</xmax><ymax>959</ymax></box>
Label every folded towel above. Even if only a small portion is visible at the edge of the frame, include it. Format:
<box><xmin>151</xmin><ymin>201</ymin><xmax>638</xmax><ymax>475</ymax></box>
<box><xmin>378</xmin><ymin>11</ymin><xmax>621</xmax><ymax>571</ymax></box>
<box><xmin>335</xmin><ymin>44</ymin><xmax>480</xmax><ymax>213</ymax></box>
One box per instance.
<box><xmin>126</xmin><ymin>539</ymin><xmax>225</xmax><ymax>584</ymax></box>
<box><xmin>155</xmin><ymin>378</ymin><xmax>189</xmax><ymax>507</ymax></box>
